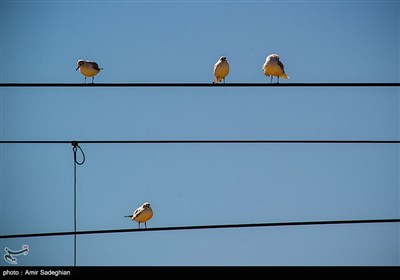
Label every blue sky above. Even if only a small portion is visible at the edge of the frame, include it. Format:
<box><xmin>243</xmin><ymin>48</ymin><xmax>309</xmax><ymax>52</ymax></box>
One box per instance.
<box><xmin>0</xmin><ymin>0</ymin><xmax>399</xmax><ymax>266</ymax></box>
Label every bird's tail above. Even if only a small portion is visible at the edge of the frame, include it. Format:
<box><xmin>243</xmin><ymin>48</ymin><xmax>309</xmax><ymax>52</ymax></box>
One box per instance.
<box><xmin>280</xmin><ymin>73</ymin><xmax>289</xmax><ymax>79</ymax></box>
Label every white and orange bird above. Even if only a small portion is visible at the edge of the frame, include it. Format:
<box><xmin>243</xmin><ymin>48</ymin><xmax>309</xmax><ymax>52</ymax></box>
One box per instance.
<box><xmin>76</xmin><ymin>60</ymin><xmax>102</xmax><ymax>84</ymax></box>
<box><xmin>213</xmin><ymin>56</ymin><xmax>230</xmax><ymax>84</ymax></box>
<box><xmin>125</xmin><ymin>202</ymin><xmax>153</xmax><ymax>229</ymax></box>
<box><xmin>262</xmin><ymin>54</ymin><xmax>289</xmax><ymax>83</ymax></box>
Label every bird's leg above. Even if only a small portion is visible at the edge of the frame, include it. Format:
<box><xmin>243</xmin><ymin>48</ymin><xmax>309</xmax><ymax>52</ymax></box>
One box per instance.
<box><xmin>92</xmin><ymin>77</ymin><xmax>94</xmax><ymax>84</ymax></box>
<box><xmin>277</xmin><ymin>77</ymin><xmax>280</xmax><ymax>84</ymax></box>
<box><xmin>138</xmin><ymin>223</ymin><xmax>140</xmax><ymax>229</ymax></box>
<box><xmin>270</xmin><ymin>76</ymin><xmax>273</xmax><ymax>83</ymax></box>
<box><xmin>145</xmin><ymin>222</ymin><xmax>147</xmax><ymax>229</ymax></box>
<box><xmin>84</xmin><ymin>77</ymin><xmax>87</xmax><ymax>84</ymax></box>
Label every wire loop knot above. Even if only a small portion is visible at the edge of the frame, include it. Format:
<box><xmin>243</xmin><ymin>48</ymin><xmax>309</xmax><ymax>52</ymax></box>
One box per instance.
<box><xmin>71</xmin><ymin>141</ymin><xmax>85</xmax><ymax>165</ymax></box>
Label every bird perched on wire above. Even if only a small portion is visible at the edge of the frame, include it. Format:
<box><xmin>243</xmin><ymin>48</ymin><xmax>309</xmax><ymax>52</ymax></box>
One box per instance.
<box><xmin>76</xmin><ymin>60</ymin><xmax>102</xmax><ymax>84</ymax></box>
<box><xmin>262</xmin><ymin>54</ymin><xmax>289</xmax><ymax>83</ymax></box>
<box><xmin>124</xmin><ymin>202</ymin><xmax>153</xmax><ymax>229</ymax></box>
<box><xmin>213</xmin><ymin>56</ymin><xmax>230</xmax><ymax>84</ymax></box>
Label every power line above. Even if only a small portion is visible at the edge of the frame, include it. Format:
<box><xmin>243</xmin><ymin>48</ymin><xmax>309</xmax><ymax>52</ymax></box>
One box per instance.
<box><xmin>1</xmin><ymin>218</ymin><xmax>398</xmax><ymax>239</ymax></box>
<box><xmin>1</xmin><ymin>140</ymin><xmax>399</xmax><ymax>144</ymax></box>
<box><xmin>0</xmin><ymin>82</ymin><xmax>399</xmax><ymax>87</ymax></box>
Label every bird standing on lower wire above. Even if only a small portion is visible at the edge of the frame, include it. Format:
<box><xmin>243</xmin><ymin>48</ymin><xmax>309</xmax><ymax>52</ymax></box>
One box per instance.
<box><xmin>125</xmin><ymin>202</ymin><xmax>153</xmax><ymax>229</ymax></box>
<box><xmin>76</xmin><ymin>60</ymin><xmax>102</xmax><ymax>84</ymax></box>
<box><xmin>262</xmin><ymin>54</ymin><xmax>289</xmax><ymax>83</ymax></box>
<box><xmin>213</xmin><ymin>56</ymin><xmax>230</xmax><ymax>84</ymax></box>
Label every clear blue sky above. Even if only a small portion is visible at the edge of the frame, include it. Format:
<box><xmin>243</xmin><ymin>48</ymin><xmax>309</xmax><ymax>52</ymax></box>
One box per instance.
<box><xmin>1</xmin><ymin>0</ymin><xmax>399</xmax><ymax>266</ymax></box>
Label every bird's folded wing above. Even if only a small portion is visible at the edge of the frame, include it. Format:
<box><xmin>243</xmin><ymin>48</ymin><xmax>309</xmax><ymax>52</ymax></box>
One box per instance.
<box><xmin>132</xmin><ymin>208</ymin><xmax>143</xmax><ymax>218</ymax></box>
<box><xmin>91</xmin><ymin>62</ymin><xmax>101</xmax><ymax>71</ymax></box>
<box><xmin>278</xmin><ymin>60</ymin><xmax>285</xmax><ymax>71</ymax></box>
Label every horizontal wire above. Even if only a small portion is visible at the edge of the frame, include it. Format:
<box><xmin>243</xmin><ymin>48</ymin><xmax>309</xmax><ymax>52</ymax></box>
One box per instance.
<box><xmin>0</xmin><ymin>82</ymin><xmax>400</xmax><ymax>87</ymax></box>
<box><xmin>1</xmin><ymin>140</ymin><xmax>399</xmax><ymax>144</ymax></box>
<box><xmin>1</xmin><ymin>218</ymin><xmax>399</xmax><ymax>239</ymax></box>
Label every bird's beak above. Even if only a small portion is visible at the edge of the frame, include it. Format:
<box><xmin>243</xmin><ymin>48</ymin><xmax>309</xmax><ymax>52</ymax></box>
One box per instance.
<box><xmin>76</xmin><ymin>65</ymin><xmax>80</xmax><ymax>71</ymax></box>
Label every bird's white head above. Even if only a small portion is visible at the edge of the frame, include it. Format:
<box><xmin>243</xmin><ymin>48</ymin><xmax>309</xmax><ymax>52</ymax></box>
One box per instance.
<box><xmin>219</xmin><ymin>56</ymin><xmax>227</xmax><ymax>62</ymax></box>
<box><xmin>267</xmin><ymin>54</ymin><xmax>280</xmax><ymax>61</ymax></box>
<box><xmin>76</xmin><ymin>60</ymin><xmax>85</xmax><ymax>71</ymax></box>
<box><xmin>142</xmin><ymin>202</ymin><xmax>151</xmax><ymax>208</ymax></box>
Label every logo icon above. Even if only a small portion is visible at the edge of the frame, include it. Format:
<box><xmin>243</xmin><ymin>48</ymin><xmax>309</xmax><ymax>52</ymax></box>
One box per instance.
<box><xmin>3</xmin><ymin>245</ymin><xmax>29</xmax><ymax>265</ymax></box>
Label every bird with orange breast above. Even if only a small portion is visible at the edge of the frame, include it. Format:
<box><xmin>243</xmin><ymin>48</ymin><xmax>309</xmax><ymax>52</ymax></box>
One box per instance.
<box><xmin>125</xmin><ymin>202</ymin><xmax>153</xmax><ymax>229</ymax></box>
<box><xmin>76</xmin><ymin>60</ymin><xmax>102</xmax><ymax>84</ymax></box>
<box><xmin>213</xmin><ymin>56</ymin><xmax>230</xmax><ymax>84</ymax></box>
<box><xmin>262</xmin><ymin>54</ymin><xmax>289</xmax><ymax>83</ymax></box>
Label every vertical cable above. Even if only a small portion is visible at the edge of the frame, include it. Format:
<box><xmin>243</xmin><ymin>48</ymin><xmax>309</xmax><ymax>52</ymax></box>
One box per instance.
<box><xmin>73</xmin><ymin>147</ymin><xmax>77</xmax><ymax>267</ymax></box>
<box><xmin>72</xmin><ymin>142</ymin><xmax>85</xmax><ymax>267</ymax></box>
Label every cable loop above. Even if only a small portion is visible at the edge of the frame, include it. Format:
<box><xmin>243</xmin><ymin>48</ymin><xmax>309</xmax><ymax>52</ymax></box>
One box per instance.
<box><xmin>72</xmin><ymin>141</ymin><xmax>85</xmax><ymax>165</ymax></box>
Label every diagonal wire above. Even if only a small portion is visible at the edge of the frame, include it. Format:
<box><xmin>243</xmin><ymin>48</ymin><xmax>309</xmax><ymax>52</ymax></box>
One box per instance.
<box><xmin>1</xmin><ymin>218</ymin><xmax>399</xmax><ymax>239</ymax></box>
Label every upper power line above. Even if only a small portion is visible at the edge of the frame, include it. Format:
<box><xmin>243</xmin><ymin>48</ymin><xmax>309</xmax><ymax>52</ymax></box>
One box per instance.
<box><xmin>0</xmin><ymin>82</ymin><xmax>399</xmax><ymax>87</ymax></box>
<box><xmin>1</xmin><ymin>140</ymin><xmax>399</xmax><ymax>144</ymax></box>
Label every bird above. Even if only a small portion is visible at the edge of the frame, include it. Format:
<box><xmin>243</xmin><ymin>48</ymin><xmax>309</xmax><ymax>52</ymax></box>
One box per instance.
<box><xmin>262</xmin><ymin>54</ymin><xmax>289</xmax><ymax>83</ymax></box>
<box><xmin>124</xmin><ymin>202</ymin><xmax>153</xmax><ymax>229</ymax></box>
<box><xmin>213</xmin><ymin>56</ymin><xmax>230</xmax><ymax>84</ymax></box>
<box><xmin>76</xmin><ymin>60</ymin><xmax>102</xmax><ymax>84</ymax></box>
